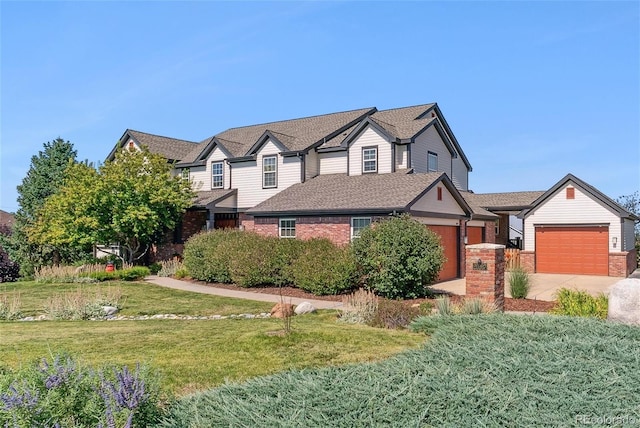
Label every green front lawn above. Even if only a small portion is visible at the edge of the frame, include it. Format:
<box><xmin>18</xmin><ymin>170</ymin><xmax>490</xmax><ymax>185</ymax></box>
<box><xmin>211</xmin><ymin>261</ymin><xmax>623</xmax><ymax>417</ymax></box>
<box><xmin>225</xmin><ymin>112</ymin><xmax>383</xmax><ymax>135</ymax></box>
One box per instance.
<box><xmin>0</xmin><ymin>280</ymin><xmax>274</xmax><ymax>316</ymax></box>
<box><xmin>0</xmin><ymin>282</ymin><xmax>425</xmax><ymax>395</ymax></box>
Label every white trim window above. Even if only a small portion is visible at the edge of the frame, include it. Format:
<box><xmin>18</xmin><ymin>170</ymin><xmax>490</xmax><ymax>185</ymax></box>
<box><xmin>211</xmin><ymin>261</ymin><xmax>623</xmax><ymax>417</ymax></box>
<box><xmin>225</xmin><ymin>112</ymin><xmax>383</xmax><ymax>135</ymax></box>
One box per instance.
<box><xmin>351</xmin><ymin>217</ymin><xmax>371</xmax><ymax>240</ymax></box>
<box><xmin>279</xmin><ymin>218</ymin><xmax>296</xmax><ymax>238</ymax></box>
<box><xmin>181</xmin><ymin>168</ymin><xmax>190</xmax><ymax>180</ymax></box>
<box><xmin>211</xmin><ymin>161</ymin><xmax>224</xmax><ymax>189</ymax></box>
<box><xmin>362</xmin><ymin>147</ymin><xmax>377</xmax><ymax>173</ymax></box>
<box><xmin>263</xmin><ymin>155</ymin><xmax>277</xmax><ymax>188</ymax></box>
<box><xmin>427</xmin><ymin>151</ymin><xmax>438</xmax><ymax>172</ymax></box>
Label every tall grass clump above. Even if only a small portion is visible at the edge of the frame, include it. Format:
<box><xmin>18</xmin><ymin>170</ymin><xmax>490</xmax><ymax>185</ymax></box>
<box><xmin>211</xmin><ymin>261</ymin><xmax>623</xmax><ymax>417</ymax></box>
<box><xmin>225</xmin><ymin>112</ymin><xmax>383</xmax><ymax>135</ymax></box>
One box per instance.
<box><xmin>551</xmin><ymin>288</ymin><xmax>608</xmax><ymax>319</ymax></box>
<box><xmin>508</xmin><ymin>266</ymin><xmax>531</xmax><ymax>299</ymax></box>
<box><xmin>44</xmin><ymin>286</ymin><xmax>123</xmax><ymax>320</ymax></box>
<box><xmin>0</xmin><ymin>293</ymin><xmax>22</xmax><ymax>320</ymax></box>
<box><xmin>158</xmin><ymin>259</ymin><xmax>184</xmax><ymax>277</ymax></box>
<box><xmin>339</xmin><ymin>288</ymin><xmax>378</xmax><ymax>324</ymax></box>
<box><xmin>0</xmin><ymin>354</ymin><xmax>165</xmax><ymax>427</ymax></box>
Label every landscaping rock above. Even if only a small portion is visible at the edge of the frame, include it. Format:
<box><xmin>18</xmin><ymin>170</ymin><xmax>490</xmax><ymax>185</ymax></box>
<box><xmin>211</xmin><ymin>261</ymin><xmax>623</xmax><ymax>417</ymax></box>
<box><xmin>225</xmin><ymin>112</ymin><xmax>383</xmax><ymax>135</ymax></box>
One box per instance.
<box><xmin>270</xmin><ymin>303</ymin><xmax>295</xmax><ymax>318</ymax></box>
<box><xmin>608</xmin><ymin>278</ymin><xmax>640</xmax><ymax>325</ymax></box>
<box><xmin>294</xmin><ymin>301</ymin><xmax>317</xmax><ymax>315</ymax></box>
<box><xmin>102</xmin><ymin>306</ymin><xmax>119</xmax><ymax>316</ymax></box>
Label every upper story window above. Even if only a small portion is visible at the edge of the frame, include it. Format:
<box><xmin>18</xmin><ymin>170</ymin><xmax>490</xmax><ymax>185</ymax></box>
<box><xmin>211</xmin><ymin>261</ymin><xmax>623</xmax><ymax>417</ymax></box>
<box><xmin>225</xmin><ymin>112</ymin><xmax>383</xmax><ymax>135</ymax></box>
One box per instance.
<box><xmin>362</xmin><ymin>147</ymin><xmax>377</xmax><ymax>173</ymax></box>
<box><xmin>279</xmin><ymin>218</ymin><xmax>296</xmax><ymax>238</ymax></box>
<box><xmin>566</xmin><ymin>187</ymin><xmax>575</xmax><ymax>199</ymax></box>
<box><xmin>351</xmin><ymin>217</ymin><xmax>371</xmax><ymax>240</ymax></box>
<box><xmin>263</xmin><ymin>155</ymin><xmax>277</xmax><ymax>188</ymax></box>
<box><xmin>181</xmin><ymin>168</ymin><xmax>190</xmax><ymax>181</ymax></box>
<box><xmin>211</xmin><ymin>161</ymin><xmax>224</xmax><ymax>189</ymax></box>
<box><xmin>428</xmin><ymin>151</ymin><xmax>438</xmax><ymax>172</ymax></box>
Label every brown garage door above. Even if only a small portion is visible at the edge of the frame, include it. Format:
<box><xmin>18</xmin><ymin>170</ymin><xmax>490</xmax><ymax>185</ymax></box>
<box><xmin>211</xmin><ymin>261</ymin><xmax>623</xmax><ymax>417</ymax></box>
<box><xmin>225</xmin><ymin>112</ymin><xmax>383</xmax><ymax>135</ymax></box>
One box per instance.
<box><xmin>535</xmin><ymin>226</ymin><xmax>609</xmax><ymax>275</ymax></box>
<box><xmin>467</xmin><ymin>226</ymin><xmax>484</xmax><ymax>245</ymax></box>
<box><xmin>426</xmin><ymin>225</ymin><xmax>459</xmax><ymax>281</ymax></box>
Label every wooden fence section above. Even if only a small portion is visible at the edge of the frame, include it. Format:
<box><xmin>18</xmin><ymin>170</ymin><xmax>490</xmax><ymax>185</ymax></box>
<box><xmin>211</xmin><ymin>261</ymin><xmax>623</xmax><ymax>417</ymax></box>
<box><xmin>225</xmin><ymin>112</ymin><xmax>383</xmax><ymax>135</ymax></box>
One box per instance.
<box><xmin>505</xmin><ymin>249</ymin><xmax>521</xmax><ymax>270</ymax></box>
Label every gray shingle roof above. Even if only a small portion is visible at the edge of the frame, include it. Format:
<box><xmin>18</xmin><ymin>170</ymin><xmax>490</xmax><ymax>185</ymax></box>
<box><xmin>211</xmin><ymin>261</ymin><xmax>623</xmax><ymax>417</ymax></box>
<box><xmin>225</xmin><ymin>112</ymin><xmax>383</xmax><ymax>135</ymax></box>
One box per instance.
<box><xmin>127</xmin><ymin>130</ymin><xmax>199</xmax><ymax>162</ymax></box>
<box><xmin>247</xmin><ymin>171</ymin><xmax>453</xmax><ymax>215</ymax></box>
<box><xmin>193</xmin><ymin>189</ymin><xmax>236</xmax><ymax>208</ymax></box>
<box><xmin>462</xmin><ymin>191</ymin><xmax>545</xmax><ymax>211</ymax></box>
<box><xmin>213</xmin><ymin>107</ymin><xmax>376</xmax><ymax>155</ymax></box>
<box><xmin>369</xmin><ymin>104</ymin><xmax>436</xmax><ymax>140</ymax></box>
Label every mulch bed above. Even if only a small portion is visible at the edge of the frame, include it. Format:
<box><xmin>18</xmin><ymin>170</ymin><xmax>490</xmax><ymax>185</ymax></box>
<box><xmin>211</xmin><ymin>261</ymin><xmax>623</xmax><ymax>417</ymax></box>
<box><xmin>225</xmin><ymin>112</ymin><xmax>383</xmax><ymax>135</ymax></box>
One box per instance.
<box><xmin>185</xmin><ymin>278</ymin><xmax>556</xmax><ymax>312</ymax></box>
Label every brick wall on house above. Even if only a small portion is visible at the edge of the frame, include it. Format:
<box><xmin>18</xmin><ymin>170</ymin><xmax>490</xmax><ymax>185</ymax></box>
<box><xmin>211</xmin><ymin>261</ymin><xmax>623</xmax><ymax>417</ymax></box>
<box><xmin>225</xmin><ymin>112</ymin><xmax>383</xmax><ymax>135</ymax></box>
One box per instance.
<box><xmin>520</xmin><ymin>251</ymin><xmax>535</xmax><ymax>272</ymax></box>
<box><xmin>296</xmin><ymin>216</ymin><xmax>351</xmax><ymax>246</ymax></box>
<box><xmin>252</xmin><ymin>217</ymin><xmax>279</xmax><ymax>237</ymax></box>
<box><xmin>609</xmin><ymin>250</ymin><xmax>638</xmax><ymax>277</ymax></box>
<box><xmin>484</xmin><ymin>220</ymin><xmax>497</xmax><ymax>244</ymax></box>
<box><xmin>239</xmin><ymin>213</ymin><xmax>255</xmax><ymax>232</ymax></box>
<box><xmin>465</xmin><ymin>244</ymin><xmax>505</xmax><ymax>310</ymax></box>
<box><xmin>150</xmin><ymin>210</ymin><xmax>207</xmax><ymax>262</ymax></box>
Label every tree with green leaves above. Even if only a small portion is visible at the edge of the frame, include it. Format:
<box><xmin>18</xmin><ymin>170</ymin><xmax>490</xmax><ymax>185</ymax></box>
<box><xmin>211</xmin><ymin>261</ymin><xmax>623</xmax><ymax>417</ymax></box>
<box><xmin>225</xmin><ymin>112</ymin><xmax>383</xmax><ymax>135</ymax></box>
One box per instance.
<box><xmin>29</xmin><ymin>146</ymin><xmax>195</xmax><ymax>263</ymax></box>
<box><xmin>617</xmin><ymin>191</ymin><xmax>639</xmax><ymax>236</ymax></box>
<box><xmin>3</xmin><ymin>138</ymin><xmax>89</xmax><ymax>276</ymax></box>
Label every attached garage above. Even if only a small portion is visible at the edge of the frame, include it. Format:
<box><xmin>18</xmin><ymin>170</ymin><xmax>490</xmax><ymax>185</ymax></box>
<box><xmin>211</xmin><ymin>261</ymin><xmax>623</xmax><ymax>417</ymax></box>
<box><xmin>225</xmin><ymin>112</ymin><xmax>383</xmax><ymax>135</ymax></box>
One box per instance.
<box><xmin>535</xmin><ymin>225</ymin><xmax>609</xmax><ymax>275</ymax></box>
<box><xmin>520</xmin><ymin>174</ymin><xmax>638</xmax><ymax>277</ymax></box>
<box><xmin>467</xmin><ymin>226</ymin><xmax>484</xmax><ymax>245</ymax></box>
<box><xmin>426</xmin><ymin>225</ymin><xmax>459</xmax><ymax>281</ymax></box>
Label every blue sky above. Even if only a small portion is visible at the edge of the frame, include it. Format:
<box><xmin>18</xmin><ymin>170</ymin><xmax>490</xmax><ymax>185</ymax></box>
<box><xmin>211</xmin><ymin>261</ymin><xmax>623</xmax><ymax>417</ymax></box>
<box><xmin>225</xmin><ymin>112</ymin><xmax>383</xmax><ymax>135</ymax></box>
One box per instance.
<box><xmin>1</xmin><ymin>1</ymin><xmax>638</xmax><ymax>213</ymax></box>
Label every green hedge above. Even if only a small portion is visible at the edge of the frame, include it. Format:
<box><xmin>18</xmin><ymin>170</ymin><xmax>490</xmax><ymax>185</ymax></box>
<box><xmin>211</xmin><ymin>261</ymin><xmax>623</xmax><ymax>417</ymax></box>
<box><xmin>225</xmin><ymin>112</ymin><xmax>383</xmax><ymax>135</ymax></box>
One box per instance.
<box><xmin>290</xmin><ymin>239</ymin><xmax>358</xmax><ymax>295</ymax></box>
<box><xmin>183</xmin><ymin>231</ymin><xmax>357</xmax><ymax>292</ymax></box>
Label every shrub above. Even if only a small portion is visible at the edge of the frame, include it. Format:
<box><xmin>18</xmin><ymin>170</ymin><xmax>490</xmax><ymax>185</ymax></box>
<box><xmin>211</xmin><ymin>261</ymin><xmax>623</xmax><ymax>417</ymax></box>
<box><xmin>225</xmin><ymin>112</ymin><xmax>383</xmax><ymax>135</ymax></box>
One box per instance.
<box><xmin>352</xmin><ymin>214</ymin><xmax>445</xmax><ymax>299</ymax></box>
<box><xmin>0</xmin><ymin>354</ymin><xmax>165</xmax><ymax>427</ymax></box>
<box><xmin>369</xmin><ymin>299</ymin><xmax>420</xmax><ymax>329</ymax></box>
<box><xmin>551</xmin><ymin>288</ymin><xmax>608</xmax><ymax>319</ymax></box>
<box><xmin>149</xmin><ymin>262</ymin><xmax>162</xmax><ymax>274</ymax></box>
<box><xmin>226</xmin><ymin>234</ymin><xmax>280</xmax><ymax>287</ymax></box>
<box><xmin>509</xmin><ymin>267</ymin><xmax>531</xmax><ymax>299</ymax></box>
<box><xmin>0</xmin><ymin>249</ymin><xmax>19</xmax><ymax>283</ymax></box>
<box><xmin>291</xmin><ymin>239</ymin><xmax>358</xmax><ymax>295</ymax></box>
<box><xmin>117</xmin><ymin>266</ymin><xmax>150</xmax><ymax>281</ymax></box>
<box><xmin>183</xmin><ymin>230</ymin><xmax>242</xmax><ymax>283</ymax></box>
<box><xmin>434</xmin><ymin>296</ymin><xmax>497</xmax><ymax>315</ymax></box>
<box><xmin>339</xmin><ymin>288</ymin><xmax>378</xmax><ymax>324</ymax></box>
<box><xmin>174</xmin><ymin>268</ymin><xmax>188</xmax><ymax>279</ymax></box>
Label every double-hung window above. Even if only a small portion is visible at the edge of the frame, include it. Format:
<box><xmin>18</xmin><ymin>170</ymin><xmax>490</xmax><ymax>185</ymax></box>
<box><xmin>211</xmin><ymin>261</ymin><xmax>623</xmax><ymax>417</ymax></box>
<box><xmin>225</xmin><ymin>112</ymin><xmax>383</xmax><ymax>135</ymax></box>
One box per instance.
<box><xmin>351</xmin><ymin>217</ymin><xmax>371</xmax><ymax>240</ymax></box>
<box><xmin>263</xmin><ymin>155</ymin><xmax>277</xmax><ymax>188</ymax></box>
<box><xmin>427</xmin><ymin>152</ymin><xmax>438</xmax><ymax>172</ymax></box>
<box><xmin>211</xmin><ymin>161</ymin><xmax>224</xmax><ymax>189</ymax></box>
<box><xmin>181</xmin><ymin>168</ymin><xmax>190</xmax><ymax>181</ymax></box>
<box><xmin>362</xmin><ymin>147</ymin><xmax>377</xmax><ymax>173</ymax></box>
<box><xmin>279</xmin><ymin>218</ymin><xmax>296</xmax><ymax>238</ymax></box>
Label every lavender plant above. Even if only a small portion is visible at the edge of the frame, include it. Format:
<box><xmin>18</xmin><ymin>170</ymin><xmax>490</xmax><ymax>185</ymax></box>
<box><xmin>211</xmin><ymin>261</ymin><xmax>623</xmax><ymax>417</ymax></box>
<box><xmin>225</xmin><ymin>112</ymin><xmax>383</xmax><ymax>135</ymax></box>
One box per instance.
<box><xmin>0</xmin><ymin>354</ymin><xmax>165</xmax><ymax>427</ymax></box>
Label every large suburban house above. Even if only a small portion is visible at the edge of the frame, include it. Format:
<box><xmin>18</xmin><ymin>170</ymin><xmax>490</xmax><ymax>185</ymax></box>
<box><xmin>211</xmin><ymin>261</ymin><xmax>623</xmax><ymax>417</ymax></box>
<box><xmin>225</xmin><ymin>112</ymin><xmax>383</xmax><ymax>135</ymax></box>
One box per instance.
<box><xmin>107</xmin><ymin>103</ymin><xmax>638</xmax><ymax>279</ymax></box>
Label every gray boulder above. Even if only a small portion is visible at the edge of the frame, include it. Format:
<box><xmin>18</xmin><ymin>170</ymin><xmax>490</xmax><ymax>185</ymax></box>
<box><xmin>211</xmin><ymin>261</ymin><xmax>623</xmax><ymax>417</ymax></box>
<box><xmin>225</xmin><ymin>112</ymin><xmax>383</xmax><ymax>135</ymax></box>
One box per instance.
<box><xmin>102</xmin><ymin>306</ymin><xmax>119</xmax><ymax>316</ymax></box>
<box><xmin>608</xmin><ymin>278</ymin><xmax>640</xmax><ymax>325</ymax></box>
<box><xmin>294</xmin><ymin>302</ymin><xmax>317</xmax><ymax>315</ymax></box>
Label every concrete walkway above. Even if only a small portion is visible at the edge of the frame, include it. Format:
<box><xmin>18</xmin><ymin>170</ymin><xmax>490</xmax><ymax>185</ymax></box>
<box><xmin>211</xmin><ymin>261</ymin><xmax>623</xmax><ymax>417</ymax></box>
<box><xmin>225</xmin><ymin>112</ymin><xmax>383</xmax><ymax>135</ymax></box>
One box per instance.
<box><xmin>432</xmin><ymin>273</ymin><xmax>622</xmax><ymax>302</ymax></box>
<box><xmin>145</xmin><ymin>276</ymin><xmax>343</xmax><ymax>310</ymax></box>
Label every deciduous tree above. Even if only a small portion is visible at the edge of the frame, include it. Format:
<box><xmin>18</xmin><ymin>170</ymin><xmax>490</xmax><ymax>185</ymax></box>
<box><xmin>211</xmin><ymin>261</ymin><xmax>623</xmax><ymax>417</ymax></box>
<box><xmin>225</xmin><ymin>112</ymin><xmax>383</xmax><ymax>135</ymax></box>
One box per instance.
<box><xmin>30</xmin><ymin>146</ymin><xmax>195</xmax><ymax>263</ymax></box>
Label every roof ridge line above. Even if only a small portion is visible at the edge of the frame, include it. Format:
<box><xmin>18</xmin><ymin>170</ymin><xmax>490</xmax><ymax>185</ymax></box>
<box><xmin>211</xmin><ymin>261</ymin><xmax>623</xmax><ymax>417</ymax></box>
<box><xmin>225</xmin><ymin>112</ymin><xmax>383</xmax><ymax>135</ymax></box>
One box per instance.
<box><xmin>127</xmin><ymin>129</ymin><xmax>199</xmax><ymax>144</ymax></box>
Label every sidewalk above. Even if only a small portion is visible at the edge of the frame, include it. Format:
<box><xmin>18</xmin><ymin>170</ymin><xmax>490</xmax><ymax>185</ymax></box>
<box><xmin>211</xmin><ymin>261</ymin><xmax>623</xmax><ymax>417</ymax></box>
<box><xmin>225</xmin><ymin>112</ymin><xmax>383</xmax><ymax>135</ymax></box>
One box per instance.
<box><xmin>144</xmin><ymin>276</ymin><xmax>343</xmax><ymax>310</ymax></box>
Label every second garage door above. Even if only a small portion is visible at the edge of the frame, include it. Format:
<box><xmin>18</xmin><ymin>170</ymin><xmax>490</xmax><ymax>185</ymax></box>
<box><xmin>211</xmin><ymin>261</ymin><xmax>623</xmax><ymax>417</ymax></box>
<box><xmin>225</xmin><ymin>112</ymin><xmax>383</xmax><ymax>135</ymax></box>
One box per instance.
<box><xmin>535</xmin><ymin>226</ymin><xmax>609</xmax><ymax>275</ymax></box>
<box><xmin>426</xmin><ymin>225</ymin><xmax>459</xmax><ymax>281</ymax></box>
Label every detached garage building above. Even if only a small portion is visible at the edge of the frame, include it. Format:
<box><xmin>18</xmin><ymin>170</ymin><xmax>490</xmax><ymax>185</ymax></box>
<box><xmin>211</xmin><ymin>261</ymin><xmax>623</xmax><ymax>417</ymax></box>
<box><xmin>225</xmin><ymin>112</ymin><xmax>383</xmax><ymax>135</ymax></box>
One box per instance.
<box><xmin>519</xmin><ymin>174</ymin><xmax>638</xmax><ymax>277</ymax></box>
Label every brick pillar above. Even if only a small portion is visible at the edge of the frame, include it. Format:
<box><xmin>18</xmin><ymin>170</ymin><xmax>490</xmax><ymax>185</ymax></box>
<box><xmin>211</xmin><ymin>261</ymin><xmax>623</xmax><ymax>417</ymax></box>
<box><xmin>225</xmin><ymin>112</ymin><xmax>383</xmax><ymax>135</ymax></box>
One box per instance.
<box><xmin>465</xmin><ymin>243</ymin><xmax>505</xmax><ymax>311</ymax></box>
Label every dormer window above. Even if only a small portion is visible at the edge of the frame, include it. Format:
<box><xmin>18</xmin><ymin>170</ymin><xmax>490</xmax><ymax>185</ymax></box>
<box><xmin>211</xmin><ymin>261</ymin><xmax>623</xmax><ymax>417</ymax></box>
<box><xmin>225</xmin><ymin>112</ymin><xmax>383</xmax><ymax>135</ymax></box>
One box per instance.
<box><xmin>263</xmin><ymin>155</ymin><xmax>277</xmax><ymax>188</ymax></box>
<box><xmin>181</xmin><ymin>168</ymin><xmax>190</xmax><ymax>181</ymax></box>
<box><xmin>428</xmin><ymin>152</ymin><xmax>438</xmax><ymax>172</ymax></box>
<box><xmin>212</xmin><ymin>162</ymin><xmax>224</xmax><ymax>189</ymax></box>
<box><xmin>362</xmin><ymin>147</ymin><xmax>377</xmax><ymax>173</ymax></box>
<box><xmin>128</xmin><ymin>141</ymin><xmax>135</xmax><ymax>151</ymax></box>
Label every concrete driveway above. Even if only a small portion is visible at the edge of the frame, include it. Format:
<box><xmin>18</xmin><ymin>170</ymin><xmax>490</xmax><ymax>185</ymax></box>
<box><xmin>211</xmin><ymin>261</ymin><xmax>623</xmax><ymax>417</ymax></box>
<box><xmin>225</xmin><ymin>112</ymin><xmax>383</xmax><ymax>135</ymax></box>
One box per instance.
<box><xmin>432</xmin><ymin>273</ymin><xmax>621</xmax><ymax>302</ymax></box>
